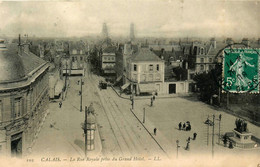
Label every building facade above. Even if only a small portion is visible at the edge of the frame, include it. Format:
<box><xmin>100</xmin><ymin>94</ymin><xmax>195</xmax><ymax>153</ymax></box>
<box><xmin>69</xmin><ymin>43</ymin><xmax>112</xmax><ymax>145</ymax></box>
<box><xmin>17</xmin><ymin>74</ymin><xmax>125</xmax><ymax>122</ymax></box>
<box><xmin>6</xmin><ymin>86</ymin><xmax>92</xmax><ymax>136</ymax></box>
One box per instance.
<box><xmin>0</xmin><ymin>40</ymin><xmax>49</xmax><ymax>157</ymax></box>
<box><xmin>125</xmin><ymin>48</ymin><xmax>165</xmax><ymax>95</ymax></box>
<box><xmin>101</xmin><ymin>46</ymin><xmax>117</xmax><ymax>75</ymax></box>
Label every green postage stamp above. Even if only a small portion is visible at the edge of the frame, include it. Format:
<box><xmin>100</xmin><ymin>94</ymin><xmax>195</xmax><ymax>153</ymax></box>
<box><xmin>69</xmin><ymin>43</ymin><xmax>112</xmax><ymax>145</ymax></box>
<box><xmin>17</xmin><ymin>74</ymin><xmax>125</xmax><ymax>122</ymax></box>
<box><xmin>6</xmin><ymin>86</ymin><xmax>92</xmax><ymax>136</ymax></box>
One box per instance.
<box><xmin>223</xmin><ymin>48</ymin><xmax>259</xmax><ymax>93</ymax></box>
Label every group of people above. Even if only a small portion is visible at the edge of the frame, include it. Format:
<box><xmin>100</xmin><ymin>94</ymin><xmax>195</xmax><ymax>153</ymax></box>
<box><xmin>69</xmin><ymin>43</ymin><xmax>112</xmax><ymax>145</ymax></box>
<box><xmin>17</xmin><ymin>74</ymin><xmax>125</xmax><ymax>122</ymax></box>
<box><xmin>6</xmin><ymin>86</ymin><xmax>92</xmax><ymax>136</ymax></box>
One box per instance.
<box><xmin>178</xmin><ymin>121</ymin><xmax>191</xmax><ymax>131</ymax></box>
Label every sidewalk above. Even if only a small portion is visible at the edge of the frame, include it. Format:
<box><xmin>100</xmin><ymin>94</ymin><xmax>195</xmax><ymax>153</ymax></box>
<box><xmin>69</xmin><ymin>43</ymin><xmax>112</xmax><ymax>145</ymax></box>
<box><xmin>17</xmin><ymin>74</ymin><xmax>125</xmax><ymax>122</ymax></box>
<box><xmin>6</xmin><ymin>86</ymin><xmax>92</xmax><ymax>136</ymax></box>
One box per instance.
<box><xmin>111</xmin><ymin>85</ymin><xmax>194</xmax><ymax>100</ymax></box>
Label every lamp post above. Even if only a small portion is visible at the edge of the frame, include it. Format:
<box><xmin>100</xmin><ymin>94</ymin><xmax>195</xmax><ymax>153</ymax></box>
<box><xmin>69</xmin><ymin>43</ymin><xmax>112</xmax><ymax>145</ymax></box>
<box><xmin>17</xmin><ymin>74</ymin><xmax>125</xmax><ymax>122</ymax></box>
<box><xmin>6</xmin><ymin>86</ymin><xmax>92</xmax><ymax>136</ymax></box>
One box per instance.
<box><xmin>176</xmin><ymin>140</ymin><xmax>180</xmax><ymax>159</ymax></box>
<box><xmin>212</xmin><ymin>114</ymin><xmax>215</xmax><ymax>158</ymax></box>
<box><xmin>218</xmin><ymin>114</ymin><xmax>222</xmax><ymax>144</ymax></box>
<box><xmin>84</xmin><ymin>106</ymin><xmax>88</xmax><ymax>157</ymax></box>
<box><xmin>79</xmin><ymin>78</ymin><xmax>84</xmax><ymax>112</ymax></box>
<box><xmin>143</xmin><ymin>108</ymin><xmax>145</xmax><ymax>123</ymax></box>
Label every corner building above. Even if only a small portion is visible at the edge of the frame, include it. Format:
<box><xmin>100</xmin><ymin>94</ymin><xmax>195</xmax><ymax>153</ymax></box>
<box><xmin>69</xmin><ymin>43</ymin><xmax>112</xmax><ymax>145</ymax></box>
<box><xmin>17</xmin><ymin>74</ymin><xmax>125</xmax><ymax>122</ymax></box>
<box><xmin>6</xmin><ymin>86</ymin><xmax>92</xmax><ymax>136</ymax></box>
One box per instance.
<box><xmin>0</xmin><ymin>42</ymin><xmax>49</xmax><ymax>157</ymax></box>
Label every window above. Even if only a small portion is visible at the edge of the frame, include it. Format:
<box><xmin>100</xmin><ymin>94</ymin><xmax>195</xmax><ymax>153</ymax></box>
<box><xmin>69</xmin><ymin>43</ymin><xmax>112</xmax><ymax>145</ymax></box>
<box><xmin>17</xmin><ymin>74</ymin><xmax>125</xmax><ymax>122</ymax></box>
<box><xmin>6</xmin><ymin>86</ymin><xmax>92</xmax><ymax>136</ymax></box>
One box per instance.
<box><xmin>156</xmin><ymin>64</ymin><xmax>159</xmax><ymax>71</ymax></box>
<box><xmin>141</xmin><ymin>74</ymin><xmax>146</xmax><ymax>82</ymax></box>
<box><xmin>72</xmin><ymin>57</ymin><xmax>75</xmax><ymax>62</ymax></box>
<box><xmin>201</xmin><ymin>48</ymin><xmax>204</xmax><ymax>55</ymax></box>
<box><xmin>200</xmin><ymin>65</ymin><xmax>204</xmax><ymax>71</ymax></box>
<box><xmin>133</xmin><ymin>74</ymin><xmax>137</xmax><ymax>81</ymax></box>
<box><xmin>80</xmin><ymin>57</ymin><xmax>83</xmax><ymax>61</ymax></box>
<box><xmin>200</xmin><ymin>58</ymin><xmax>204</xmax><ymax>63</ymax></box>
<box><xmin>149</xmin><ymin>65</ymin><xmax>153</xmax><ymax>71</ymax></box>
<box><xmin>134</xmin><ymin>64</ymin><xmax>137</xmax><ymax>71</ymax></box>
<box><xmin>108</xmin><ymin>57</ymin><xmax>110</xmax><ymax>61</ymax></box>
<box><xmin>148</xmin><ymin>74</ymin><xmax>153</xmax><ymax>81</ymax></box>
<box><xmin>209</xmin><ymin>58</ymin><xmax>212</xmax><ymax>62</ymax></box>
<box><xmin>104</xmin><ymin>57</ymin><xmax>107</xmax><ymax>60</ymax></box>
<box><xmin>155</xmin><ymin>74</ymin><xmax>160</xmax><ymax>80</ymax></box>
<box><xmin>13</xmin><ymin>97</ymin><xmax>22</xmax><ymax>118</ymax></box>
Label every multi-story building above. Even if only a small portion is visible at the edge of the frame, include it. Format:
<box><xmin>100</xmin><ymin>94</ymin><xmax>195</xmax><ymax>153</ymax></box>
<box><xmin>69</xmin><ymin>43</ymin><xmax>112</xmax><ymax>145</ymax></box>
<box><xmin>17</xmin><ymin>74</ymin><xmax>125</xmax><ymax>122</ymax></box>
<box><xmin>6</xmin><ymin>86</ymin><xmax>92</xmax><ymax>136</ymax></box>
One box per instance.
<box><xmin>68</xmin><ymin>42</ymin><xmax>86</xmax><ymax>76</ymax></box>
<box><xmin>0</xmin><ymin>39</ymin><xmax>49</xmax><ymax>157</ymax></box>
<box><xmin>125</xmin><ymin>48</ymin><xmax>165</xmax><ymax>95</ymax></box>
<box><xmin>100</xmin><ymin>46</ymin><xmax>117</xmax><ymax>75</ymax></box>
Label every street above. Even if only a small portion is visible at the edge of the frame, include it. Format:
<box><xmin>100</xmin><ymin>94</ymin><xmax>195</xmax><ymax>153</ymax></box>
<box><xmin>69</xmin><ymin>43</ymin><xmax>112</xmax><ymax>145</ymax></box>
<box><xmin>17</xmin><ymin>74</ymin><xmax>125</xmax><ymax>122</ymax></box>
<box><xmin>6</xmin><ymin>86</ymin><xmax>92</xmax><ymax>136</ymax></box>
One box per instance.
<box><xmin>30</xmin><ymin>63</ymin><xmax>260</xmax><ymax>163</ymax></box>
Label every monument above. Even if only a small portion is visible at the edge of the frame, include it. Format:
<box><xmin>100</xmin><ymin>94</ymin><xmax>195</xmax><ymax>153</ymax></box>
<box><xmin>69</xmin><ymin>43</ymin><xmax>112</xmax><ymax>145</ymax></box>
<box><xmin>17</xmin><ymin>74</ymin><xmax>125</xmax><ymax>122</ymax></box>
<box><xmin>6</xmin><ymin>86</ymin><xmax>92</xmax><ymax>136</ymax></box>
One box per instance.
<box><xmin>228</xmin><ymin>119</ymin><xmax>257</xmax><ymax>149</ymax></box>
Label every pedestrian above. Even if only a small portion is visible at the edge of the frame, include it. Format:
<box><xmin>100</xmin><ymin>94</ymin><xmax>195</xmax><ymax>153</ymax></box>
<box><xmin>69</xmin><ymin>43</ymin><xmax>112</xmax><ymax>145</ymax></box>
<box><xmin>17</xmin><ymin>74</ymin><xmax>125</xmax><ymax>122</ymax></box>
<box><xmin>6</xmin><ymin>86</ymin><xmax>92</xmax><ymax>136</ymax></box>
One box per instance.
<box><xmin>59</xmin><ymin>101</ymin><xmax>62</xmax><ymax>108</ymax></box>
<box><xmin>154</xmin><ymin>128</ymin><xmax>157</xmax><ymax>136</ymax></box>
<box><xmin>150</xmin><ymin>97</ymin><xmax>153</xmax><ymax>107</ymax></box>
<box><xmin>186</xmin><ymin>124</ymin><xmax>191</xmax><ymax>131</ymax></box>
<box><xmin>193</xmin><ymin>133</ymin><xmax>197</xmax><ymax>140</ymax></box>
<box><xmin>178</xmin><ymin>122</ymin><xmax>182</xmax><ymax>130</ymax></box>
<box><xmin>185</xmin><ymin>141</ymin><xmax>190</xmax><ymax>151</ymax></box>
<box><xmin>187</xmin><ymin>137</ymin><xmax>191</xmax><ymax>142</ymax></box>
<box><xmin>77</xmin><ymin>80</ymin><xmax>80</xmax><ymax>85</ymax></box>
<box><xmin>153</xmin><ymin>95</ymin><xmax>155</xmax><ymax>101</ymax></box>
<box><xmin>182</xmin><ymin>123</ymin><xmax>186</xmax><ymax>131</ymax></box>
<box><xmin>223</xmin><ymin>135</ymin><xmax>228</xmax><ymax>147</ymax></box>
<box><xmin>131</xmin><ymin>99</ymin><xmax>134</xmax><ymax>109</ymax></box>
<box><xmin>228</xmin><ymin>141</ymin><xmax>233</xmax><ymax>149</ymax></box>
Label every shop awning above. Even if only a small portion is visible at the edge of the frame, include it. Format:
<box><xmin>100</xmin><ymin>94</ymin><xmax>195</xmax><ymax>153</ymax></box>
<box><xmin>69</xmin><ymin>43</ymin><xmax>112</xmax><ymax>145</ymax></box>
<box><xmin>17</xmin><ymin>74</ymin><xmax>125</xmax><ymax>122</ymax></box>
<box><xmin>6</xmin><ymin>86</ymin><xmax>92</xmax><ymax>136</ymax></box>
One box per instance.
<box><xmin>138</xmin><ymin>83</ymin><xmax>157</xmax><ymax>93</ymax></box>
<box><xmin>121</xmin><ymin>83</ymin><xmax>130</xmax><ymax>90</ymax></box>
<box><xmin>54</xmin><ymin>79</ymin><xmax>65</xmax><ymax>96</ymax></box>
<box><xmin>116</xmin><ymin>75</ymin><xmax>123</xmax><ymax>82</ymax></box>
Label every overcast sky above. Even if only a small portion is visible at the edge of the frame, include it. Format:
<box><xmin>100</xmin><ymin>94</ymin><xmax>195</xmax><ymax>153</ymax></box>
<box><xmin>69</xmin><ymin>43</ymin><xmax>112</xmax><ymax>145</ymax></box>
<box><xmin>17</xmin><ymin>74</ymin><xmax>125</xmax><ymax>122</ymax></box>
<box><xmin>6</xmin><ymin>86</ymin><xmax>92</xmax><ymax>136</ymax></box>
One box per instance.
<box><xmin>0</xmin><ymin>0</ymin><xmax>259</xmax><ymax>38</ymax></box>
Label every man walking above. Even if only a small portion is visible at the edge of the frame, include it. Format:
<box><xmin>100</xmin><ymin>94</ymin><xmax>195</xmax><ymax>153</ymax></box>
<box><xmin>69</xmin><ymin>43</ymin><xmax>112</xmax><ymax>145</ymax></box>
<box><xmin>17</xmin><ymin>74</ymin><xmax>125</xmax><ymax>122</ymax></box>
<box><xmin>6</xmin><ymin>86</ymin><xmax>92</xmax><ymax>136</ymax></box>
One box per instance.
<box><xmin>178</xmin><ymin>122</ymin><xmax>182</xmax><ymax>130</ymax></box>
<box><xmin>59</xmin><ymin>101</ymin><xmax>62</xmax><ymax>108</ymax></box>
<box><xmin>150</xmin><ymin>97</ymin><xmax>153</xmax><ymax>107</ymax></box>
<box><xmin>154</xmin><ymin>128</ymin><xmax>157</xmax><ymax>136</ymax></box>
<box><xmin>193</xmin><ymin>133</ymin><xmax>197</xmax><ymax>140</ymax></box>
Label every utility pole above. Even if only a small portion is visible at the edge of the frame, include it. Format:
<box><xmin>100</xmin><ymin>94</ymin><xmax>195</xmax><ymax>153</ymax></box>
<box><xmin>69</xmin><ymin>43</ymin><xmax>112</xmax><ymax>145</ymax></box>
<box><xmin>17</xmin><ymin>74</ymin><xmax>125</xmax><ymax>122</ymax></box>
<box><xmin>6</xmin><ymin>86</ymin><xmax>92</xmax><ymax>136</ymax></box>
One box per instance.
<box><xmin>143</xmin><ymin>108</ymin><xmax>145</xmax><ymax>123</ymax></box>
<box><xmin>80</xmin><ymin>78</ymin><xmax>83</xmax><ymax>112</ymax></box>
<box><xmin>218</xmin><ymin>114</ymin><xmax>222</xmax><ymax>144</ymax></box>
<box><xmin>207</xmin><ymin>115</ymin><xmax>209</xmax><ymax>146</ymax></box>
<box><xmin>212</xmin><ymin>114</ymin><xmax>215</xmax><ymax>158</ymax></box>
<box><xmin>84</xmin><ymin>106</ymin><xmax>88</xmax><ymax>157</ymax></box>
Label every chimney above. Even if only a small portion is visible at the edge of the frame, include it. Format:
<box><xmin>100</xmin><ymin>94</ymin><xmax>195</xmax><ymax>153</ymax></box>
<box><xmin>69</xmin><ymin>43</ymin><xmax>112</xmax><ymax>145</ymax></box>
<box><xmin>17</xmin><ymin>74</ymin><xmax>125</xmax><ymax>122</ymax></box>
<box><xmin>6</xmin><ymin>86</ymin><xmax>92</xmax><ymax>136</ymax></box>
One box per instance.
<box><xmin>242</xmin><ymin>38</ymin><xmax>250</xmax><ymax>46</ymax></box>
<box><xmin>39</xmin><ymin>44</ymin><xmax>44</xmax><ymax>58</ymax></box>
<box><xmin>23</xmin><ymin>34</ymin><xmax>30</xmax><ymax>53</ymax></box>
<box><xmin>18</xmin><ymin>34</ymin><xmax>22</xmax><ymax>55</ymax></box>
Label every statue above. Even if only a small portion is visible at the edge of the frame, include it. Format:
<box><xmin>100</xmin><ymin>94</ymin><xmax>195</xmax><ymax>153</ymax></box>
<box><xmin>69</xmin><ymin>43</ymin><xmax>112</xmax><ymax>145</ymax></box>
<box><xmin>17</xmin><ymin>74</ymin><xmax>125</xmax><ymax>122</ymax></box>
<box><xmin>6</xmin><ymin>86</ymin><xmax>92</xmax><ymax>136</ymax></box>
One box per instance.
<box><xmin>235</xmin><ymin>118</ymin><xmax>248</xmax><ymax>133</ymax></box>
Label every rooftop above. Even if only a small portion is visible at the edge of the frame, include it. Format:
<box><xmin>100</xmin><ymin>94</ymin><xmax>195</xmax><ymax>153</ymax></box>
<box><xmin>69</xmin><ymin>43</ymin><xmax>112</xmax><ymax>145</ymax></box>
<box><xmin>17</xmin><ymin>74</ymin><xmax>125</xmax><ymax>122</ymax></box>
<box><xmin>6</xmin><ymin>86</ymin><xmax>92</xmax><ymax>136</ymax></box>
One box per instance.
<box><xmin>130</xmin><ymin>48</ymin><xmax>163</xmax><ymax>62</ymax></box>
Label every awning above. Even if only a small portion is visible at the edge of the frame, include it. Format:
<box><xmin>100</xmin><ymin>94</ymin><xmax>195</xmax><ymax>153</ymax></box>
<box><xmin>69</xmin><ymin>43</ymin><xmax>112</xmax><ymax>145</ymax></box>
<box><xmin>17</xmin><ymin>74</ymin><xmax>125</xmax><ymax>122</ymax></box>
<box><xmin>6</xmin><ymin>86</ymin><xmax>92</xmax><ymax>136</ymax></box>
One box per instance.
<box><xmin>54</xmin><ymin>80</ymin><xmax>65</xmax><ymax>96</ymax></box>
<box><xmin>116</xmin><ymin>75</ymin><xmax>123</xmax><ymax>82</ymax></box>
<box><xmin>139</xmin><ymin>83</ymin><xmax>157</xmax><ymax>93</ymax></box>
<box><xmin>121</xmin><ymin>83</ymin><xmax>130</xmax><ymax>90</ymax></box>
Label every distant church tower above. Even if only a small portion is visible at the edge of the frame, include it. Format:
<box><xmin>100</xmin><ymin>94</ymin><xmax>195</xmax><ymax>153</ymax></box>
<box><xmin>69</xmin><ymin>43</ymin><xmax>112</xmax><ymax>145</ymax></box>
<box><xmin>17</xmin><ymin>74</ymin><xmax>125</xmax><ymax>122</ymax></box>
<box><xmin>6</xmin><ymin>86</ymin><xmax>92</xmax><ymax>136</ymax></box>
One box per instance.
<box><xmin>130</xmin><ymin>23</ymin><xmax>135</xmax><ymax>42</ymax></box>
<box><xmin>102</xmin><ymin>23</ymin><xmax>109</xmax><ymax>39</ymax></box>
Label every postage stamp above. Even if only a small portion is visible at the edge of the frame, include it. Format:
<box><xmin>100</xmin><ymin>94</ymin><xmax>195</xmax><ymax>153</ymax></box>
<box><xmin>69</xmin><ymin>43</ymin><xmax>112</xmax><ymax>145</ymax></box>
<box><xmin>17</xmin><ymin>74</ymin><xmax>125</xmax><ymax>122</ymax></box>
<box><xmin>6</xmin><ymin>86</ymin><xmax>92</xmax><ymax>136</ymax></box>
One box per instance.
<box><xmin>222</xmin><ymin>48</ymin><xmax>259</xmax><ymax>93</ymax></box>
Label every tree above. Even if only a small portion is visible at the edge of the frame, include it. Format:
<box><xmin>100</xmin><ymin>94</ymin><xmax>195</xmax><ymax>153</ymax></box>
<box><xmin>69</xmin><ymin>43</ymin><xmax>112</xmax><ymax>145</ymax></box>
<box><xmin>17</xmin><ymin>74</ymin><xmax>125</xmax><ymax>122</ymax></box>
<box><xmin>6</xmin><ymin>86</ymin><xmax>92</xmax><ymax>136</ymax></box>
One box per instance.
<box><xmin>193</xmin><ymin>64</ymin><xmax>222</xmax><ymax>102</ymax></box>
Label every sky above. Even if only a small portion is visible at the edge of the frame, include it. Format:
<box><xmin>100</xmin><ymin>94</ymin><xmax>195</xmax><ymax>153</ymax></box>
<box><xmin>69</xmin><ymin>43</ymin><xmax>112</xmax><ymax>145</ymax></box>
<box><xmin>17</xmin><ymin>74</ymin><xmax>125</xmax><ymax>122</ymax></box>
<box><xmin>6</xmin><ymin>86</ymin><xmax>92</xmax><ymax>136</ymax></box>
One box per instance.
<box><xmin>0</xmin><ymin>0</ymin><xmax>259</xmax><ymax>38</ymax></box>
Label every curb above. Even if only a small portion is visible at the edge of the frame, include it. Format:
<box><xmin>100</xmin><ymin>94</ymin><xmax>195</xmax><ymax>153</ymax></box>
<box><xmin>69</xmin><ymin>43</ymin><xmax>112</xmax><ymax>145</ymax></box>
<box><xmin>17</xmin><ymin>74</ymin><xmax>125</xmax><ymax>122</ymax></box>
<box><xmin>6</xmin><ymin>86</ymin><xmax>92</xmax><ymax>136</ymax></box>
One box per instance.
<box><xmin>111</xmin><ymin>85</ymin><xmax>194</xmax><ymax>100</ymax></box>
<box><xmin>129</xmin><ymin>108</ymin><xmax>168</xmax><ymax>157</ymax></box>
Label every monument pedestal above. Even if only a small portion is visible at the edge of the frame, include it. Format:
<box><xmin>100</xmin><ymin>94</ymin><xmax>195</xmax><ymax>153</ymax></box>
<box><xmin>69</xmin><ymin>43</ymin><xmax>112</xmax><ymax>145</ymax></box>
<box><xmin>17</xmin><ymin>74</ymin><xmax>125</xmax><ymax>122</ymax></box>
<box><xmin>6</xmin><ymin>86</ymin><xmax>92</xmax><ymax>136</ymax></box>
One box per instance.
<box><xmin>229</xmin><ymin>130</ymin><xmax>256</xmax><ymax>148</ymax></box>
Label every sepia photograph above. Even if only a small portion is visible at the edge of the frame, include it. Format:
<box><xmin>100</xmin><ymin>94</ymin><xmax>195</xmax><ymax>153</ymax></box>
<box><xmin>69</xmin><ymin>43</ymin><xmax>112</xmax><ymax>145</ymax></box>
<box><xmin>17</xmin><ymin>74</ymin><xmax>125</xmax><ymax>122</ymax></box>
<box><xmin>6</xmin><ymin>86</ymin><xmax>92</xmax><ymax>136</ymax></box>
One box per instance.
<box><xmin>0</xmin><ymin>0</ymin><xmax>259</xmax><ymax>166</ymax></box>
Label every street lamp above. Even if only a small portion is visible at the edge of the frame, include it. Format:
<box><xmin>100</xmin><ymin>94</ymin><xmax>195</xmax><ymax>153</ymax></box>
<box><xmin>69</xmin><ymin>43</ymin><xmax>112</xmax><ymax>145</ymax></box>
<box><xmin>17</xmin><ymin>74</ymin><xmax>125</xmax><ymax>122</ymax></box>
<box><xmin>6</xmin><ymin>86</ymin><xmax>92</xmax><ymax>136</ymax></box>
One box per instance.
<box><xmin>79</xmin><ymin>78</ymin><xmax>84</xmax><ymax>112</ymax></box>
<box><xmin>176</xmin><ymin>140</ymin><xmax>180</xmax><ymax>159</ymax></box>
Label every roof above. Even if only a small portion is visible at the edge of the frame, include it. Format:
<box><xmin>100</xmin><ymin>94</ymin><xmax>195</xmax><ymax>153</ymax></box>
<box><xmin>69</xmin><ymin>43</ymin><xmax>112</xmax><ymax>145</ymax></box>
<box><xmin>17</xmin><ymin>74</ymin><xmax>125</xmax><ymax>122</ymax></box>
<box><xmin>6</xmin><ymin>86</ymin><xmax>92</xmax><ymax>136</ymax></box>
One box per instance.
<box><xmin>130</xmin><ymin>48</ymin><xmax>163</xmax><ymax>62</ymax></box>
<box><xmin>21</xmin><ymin>49</ymin><xmax>46</xmax><ymax>75</ymax></box>
<box><xmin>0</xmin><ymin>43</ymin><xmax>47</xmax><ymax>83</ymax></box>
<box><xmin>103</xmin><ymin>46</ymin><xmax>117</xmax><ymax>53</ymax></box>
<box><xmin>0</xmin><ymin>44</ymin><xmax>26</xmax><ymax>82</ymax></box>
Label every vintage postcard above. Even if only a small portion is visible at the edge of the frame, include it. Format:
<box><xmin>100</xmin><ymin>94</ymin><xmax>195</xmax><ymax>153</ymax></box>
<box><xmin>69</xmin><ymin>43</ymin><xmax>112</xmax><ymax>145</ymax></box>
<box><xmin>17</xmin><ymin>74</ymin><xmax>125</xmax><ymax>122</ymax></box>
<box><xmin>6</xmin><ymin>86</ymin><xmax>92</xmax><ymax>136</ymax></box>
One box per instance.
<box><xmin>0</xmin><ymin>0</ymin><xmax>259</xmax><ymax>167</ymax></box>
